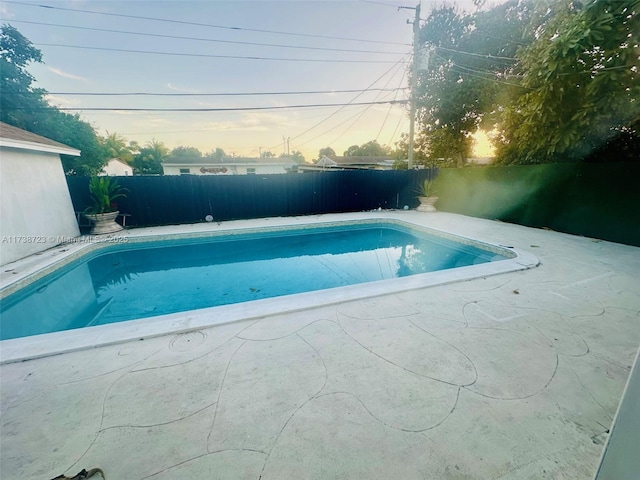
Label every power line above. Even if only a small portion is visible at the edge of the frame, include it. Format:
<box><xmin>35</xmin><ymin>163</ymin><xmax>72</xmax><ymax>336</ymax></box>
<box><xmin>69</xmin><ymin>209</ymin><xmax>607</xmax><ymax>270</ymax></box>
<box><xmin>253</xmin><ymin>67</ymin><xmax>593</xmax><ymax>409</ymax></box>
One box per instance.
<box><xmin>328</xmin><ymin>63</ymin><xmax>405</xmax><ymax>146</ymax></box>
<box><xmin>9</xmin><ymin>19</ymin><xmax>407</xmax><ymax>55</ymax></box>
<box><xmin>5</xmin><ymin>1</ymin><xmax>410</xmax><ymax>46</ymax></box>
<box><xmin>280</xmin><ymin>53</ymin><xmax>411</xmax><ymax>148</ymax></box>
<box><xmin>376</xmin><ymin>64</ymin><xmax>407</xmax><ymax>141</ymax></box>
<box><xmin>34</xmin><ymin>43</ymin><xmax>405</xmax><ymax>64</ymax></box>
<box><xmin>434</xmin><ymin>46</ymin><xmax>517</xmax><ymax>62</ymax></box>
<box><xmin>120</xmin><ymin>109</ymin><xmax>347</xmax><ymax>135</ymax></box>
<box><xmin>292</xmin><ymin>61</ymin><xmax>406</xmax><ymax>150</ymax></box>
<box><xmin>41</xmin><ymin>88</ymin><xmax>408</xmax><ymax>97</ymax></box>
<box><xmin>21</xmin><ymin>100</ymin><xmax>408</xmax><ymax>112</ymax></box>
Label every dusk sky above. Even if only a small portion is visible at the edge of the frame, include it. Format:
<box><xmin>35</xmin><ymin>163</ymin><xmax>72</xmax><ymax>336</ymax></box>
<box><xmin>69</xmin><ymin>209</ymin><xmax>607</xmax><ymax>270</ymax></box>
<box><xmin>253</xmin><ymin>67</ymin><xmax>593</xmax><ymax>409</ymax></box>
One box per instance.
<box><xmin>1</xmin><ymin>0</ymin><xmax>497</xmax><ymax>160</ymax></box>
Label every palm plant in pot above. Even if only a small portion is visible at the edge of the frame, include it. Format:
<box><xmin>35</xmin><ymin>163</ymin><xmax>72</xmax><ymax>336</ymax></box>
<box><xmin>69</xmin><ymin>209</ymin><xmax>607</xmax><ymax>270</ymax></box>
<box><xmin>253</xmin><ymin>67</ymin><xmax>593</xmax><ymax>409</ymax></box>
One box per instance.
<box><xmin>416</xmin><ymin>177</ymin><xmax>439</xmax><ymax>212</ymax></box>
<box><xmin>84</xmin><ymin>177</ymin><xmax>127</xmax><ymax>234</ymax></box>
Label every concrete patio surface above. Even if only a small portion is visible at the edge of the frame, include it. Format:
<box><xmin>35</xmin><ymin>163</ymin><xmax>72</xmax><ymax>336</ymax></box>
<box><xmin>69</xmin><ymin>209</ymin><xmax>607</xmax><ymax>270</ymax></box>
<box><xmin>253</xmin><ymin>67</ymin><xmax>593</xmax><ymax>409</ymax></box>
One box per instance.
<box><xmin>1</xmin><ymin>212</ymin><xmax>639</xmax><ymax>479</ymax></box>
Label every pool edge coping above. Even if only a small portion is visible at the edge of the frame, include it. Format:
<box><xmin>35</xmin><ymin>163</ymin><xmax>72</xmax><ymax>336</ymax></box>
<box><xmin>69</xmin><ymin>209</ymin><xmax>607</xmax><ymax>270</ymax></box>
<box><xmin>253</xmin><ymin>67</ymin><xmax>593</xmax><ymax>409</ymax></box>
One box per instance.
<box><xmin>0</xmin><ymin>212</ymin><xmax>539</xmax><ymax>364</ymax></box>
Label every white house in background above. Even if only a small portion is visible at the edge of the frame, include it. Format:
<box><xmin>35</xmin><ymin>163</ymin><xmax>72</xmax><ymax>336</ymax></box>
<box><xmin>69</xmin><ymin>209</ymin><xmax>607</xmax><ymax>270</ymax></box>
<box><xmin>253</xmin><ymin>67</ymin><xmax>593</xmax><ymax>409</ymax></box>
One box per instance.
<box><xmin>100</xmin><ymin>158</ymin><xmax>133</xmax><ymax>176</ymax></box>
<box><xmin>0</xmin><ymin>122</ymin><xmax>81</xmax><ymax>265</ymax></box>
<box><xmin>299</xmin><ymin>155</ymin><xmax>395</xmax><ymax>172</ymax></box>
<box><xmin>162</xmin><ymin>156</ymin><xmax>296</xmax><ymax>176</ymax></box>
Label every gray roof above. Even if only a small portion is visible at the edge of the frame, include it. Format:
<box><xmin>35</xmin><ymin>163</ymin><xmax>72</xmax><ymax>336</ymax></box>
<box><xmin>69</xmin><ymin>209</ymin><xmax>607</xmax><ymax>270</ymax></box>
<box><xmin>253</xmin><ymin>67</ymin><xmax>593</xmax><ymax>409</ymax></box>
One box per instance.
<box><xmin>328</xmin><ymin>156</ymin><xmax>394</xmax><ymax>166</ymax></box>
<box><xmin>0</xmin><ymin>122</ymin><xmax>78</xmax><ymax>152</ymax></box>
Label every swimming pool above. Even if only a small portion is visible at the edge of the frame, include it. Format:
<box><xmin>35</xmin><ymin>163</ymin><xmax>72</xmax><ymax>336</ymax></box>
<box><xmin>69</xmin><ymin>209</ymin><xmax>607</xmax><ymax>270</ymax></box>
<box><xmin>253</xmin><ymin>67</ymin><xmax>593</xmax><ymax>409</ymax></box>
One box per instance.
<box><xmin>0</xmin><ymin>215</ymin><xmax>538</xmax><ymax>362</ymax></box>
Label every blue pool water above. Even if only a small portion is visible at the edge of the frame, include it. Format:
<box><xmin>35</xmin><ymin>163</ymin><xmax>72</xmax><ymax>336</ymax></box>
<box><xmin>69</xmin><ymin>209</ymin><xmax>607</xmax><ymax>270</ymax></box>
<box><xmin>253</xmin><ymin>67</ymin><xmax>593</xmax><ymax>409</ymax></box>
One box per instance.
<box><xmin>0</xmin><ymin>224</ymin><xmax>508</xmax><ymax>340</ymax></box>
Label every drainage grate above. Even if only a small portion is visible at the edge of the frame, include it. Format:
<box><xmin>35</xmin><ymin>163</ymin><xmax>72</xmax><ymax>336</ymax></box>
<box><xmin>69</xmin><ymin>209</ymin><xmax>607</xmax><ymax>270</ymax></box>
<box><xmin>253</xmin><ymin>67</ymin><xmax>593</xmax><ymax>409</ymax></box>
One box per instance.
<box><xmin>169</xmin><ymin>331</ymin><xmax>207</xmax><ymax>351</ymax></box>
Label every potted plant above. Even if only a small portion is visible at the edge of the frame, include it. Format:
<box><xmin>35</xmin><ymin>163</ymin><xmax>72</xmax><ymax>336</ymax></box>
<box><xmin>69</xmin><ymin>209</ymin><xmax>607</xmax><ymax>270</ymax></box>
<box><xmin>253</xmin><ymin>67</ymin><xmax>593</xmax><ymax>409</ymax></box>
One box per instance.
<box><xmin>416</xmin><ymin>178</ymin><xmax>439</xmax><ymax>212</ymax></box>
<box><xmin>84</xmin><ymin>177</ymin><xmax>127</xmax><ymax>235</ymax></box>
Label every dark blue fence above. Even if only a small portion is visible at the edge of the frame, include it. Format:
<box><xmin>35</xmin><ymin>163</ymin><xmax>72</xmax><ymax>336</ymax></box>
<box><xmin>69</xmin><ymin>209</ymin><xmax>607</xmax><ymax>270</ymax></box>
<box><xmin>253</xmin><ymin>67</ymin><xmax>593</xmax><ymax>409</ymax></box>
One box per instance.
<box><xmin>66</xmin><ymin>170</ymin><xmax>433</xmax><ymax>228</ymax></box>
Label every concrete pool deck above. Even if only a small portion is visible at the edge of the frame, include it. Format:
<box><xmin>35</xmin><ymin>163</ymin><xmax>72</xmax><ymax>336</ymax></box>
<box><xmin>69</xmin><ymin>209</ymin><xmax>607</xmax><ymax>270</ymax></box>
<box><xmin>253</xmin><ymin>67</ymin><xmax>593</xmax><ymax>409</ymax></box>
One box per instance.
<box><xmin>1</xmin><ymin>211</ymin><xmax>639</xmax><ymax>479</ymax></box>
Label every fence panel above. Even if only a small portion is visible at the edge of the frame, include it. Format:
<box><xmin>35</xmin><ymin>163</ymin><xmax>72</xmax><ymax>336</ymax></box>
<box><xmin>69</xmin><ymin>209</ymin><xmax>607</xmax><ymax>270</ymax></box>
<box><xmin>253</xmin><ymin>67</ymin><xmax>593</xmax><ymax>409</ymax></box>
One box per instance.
<box><xmin>66</xmin><ymin>170</ymin><xmax>431</xmax><ymax>229</ymax></box>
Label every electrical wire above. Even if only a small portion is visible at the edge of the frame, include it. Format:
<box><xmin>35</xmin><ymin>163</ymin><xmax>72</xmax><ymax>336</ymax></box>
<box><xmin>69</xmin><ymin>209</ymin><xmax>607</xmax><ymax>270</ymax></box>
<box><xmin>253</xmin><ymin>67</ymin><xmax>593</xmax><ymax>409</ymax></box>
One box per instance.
<box><xmin>39</xmin><ymin>88</ymin><xmax>408</xmax><ymax>97</ymax></box>
<box><xmin>277</xmin><ymin>53</ymin><xmax>411</xmax><ymax>149</ymax></box>
<box><xmin>376</xmin><ymin>64</ymin><xmax>407</xmax><ymax>141</ymax></box>
<box><xmin>19</xmin><ymin>100</ymin><xmax>407</xmax><ymax>112</ymax></box>
<box><xmin>9</xmin><ymin>19</ymin><xmax>407</xmax><ymax>55</ymax></box>
<box><xmin>34</xmin><ymin>42</ymin><xmax>405</xmax><ymax>64</ymax></box>
<box><xmin>434</xmin><ymin>46</ymin><xmax>517</xmax><ymax>62</ymax></box>
<box><xmin>5</xmin><ymin>1</ymin><xmax>410</xmax><ymax>46</ymax></box>
<box><xmin>327</xmin><ymin>63</ymin><xmax>405</xmax><ymax>146</ymax></box>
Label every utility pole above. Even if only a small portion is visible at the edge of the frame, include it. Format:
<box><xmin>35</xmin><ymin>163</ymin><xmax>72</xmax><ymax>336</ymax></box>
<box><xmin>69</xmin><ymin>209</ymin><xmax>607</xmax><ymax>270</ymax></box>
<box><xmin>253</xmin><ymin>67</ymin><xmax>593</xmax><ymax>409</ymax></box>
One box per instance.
<box><xmin>407</xmin><ymin>2</ymin><xmax>421</xmax><ymax>169</ymax></box>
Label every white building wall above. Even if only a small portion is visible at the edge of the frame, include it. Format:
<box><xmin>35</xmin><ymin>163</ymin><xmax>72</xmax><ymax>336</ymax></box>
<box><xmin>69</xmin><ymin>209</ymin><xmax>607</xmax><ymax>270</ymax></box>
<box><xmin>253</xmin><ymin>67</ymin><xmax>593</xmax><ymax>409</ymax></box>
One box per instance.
<box><xmin>163</xmin><ymin>164</ymin><xmax>290</xmax><ymax>175</ymax></box>
<box><xmin>101</xmin><ymin>159</ymin><xmax>133</xmax><ymax>176</ymax></box>
<box><xmin>0</xmin><ymin>147</ymin><xmax>80</xmax><ymax>265</ymax></box>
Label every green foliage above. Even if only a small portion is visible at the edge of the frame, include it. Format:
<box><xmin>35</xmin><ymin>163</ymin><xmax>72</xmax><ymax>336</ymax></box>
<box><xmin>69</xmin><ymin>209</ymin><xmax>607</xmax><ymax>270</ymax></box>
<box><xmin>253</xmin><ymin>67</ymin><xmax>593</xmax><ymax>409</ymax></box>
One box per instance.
<box><xmin>415</xmin><ymin>1</ymin><xmax>531</xmax><ymax>165</ymax></box>
<box><xmin>1</xmin><ymin>24</ymin><xmax>108</xmax><ymax>175</ymax></box>
<box><xmin>318</xmin><ymin>147</ymin><xmax>336</xmax><ymax>158</ymax></box>
<box><xmin>204</xmin><ymin>147</ymin><xmax>226</xmax><ymax>162</ymax></box>
<box><xmin>39</xmin><ymin>109</ymin><xmax>108</xmax><ymax>175</ymax></box>
<box><xmin>133</xmin><ymin>139</ymin><xmax>167</xmax><ymax>175</ymax></box>
<box><xmin>280</xmin><ymin>150</ymin><xmax>304</xmax><ymax>165</ymax></box>
<box><xmin>170</xmin><ymin>146</ymin><xmax>202</xmax><ymax>158</ymax></box>
<box><xmin>0</xmin><ymin>24</ymin><xmax>47</xmax><ymax>129</ymax></box>
<box><xmin>343</xmin><ymin>140</ymin><xmax>390</xmax><ymax>156</ymax></box>
<box><xmin>494</xmin><ymin>0</ymin><xmax>640</xmax><ymax>164</ymax></box>
<box><xmin>261</xmin><ymin>150</ymin><xmax>276</xmax><ymax>158</ymax></box>
<box><xmin>88</xmin><ymin>176</ymin><xmax>127</xmax><ymax>214</ymax></box>
<box><xmin>102</xmin><ymin>131</ymin><xmax>134</xmax><ymax>163</ymax></box>
<box><xmin>418</xmin><ymin>178</ymin><xmax>439</xmax><ymax>197</ymax></box>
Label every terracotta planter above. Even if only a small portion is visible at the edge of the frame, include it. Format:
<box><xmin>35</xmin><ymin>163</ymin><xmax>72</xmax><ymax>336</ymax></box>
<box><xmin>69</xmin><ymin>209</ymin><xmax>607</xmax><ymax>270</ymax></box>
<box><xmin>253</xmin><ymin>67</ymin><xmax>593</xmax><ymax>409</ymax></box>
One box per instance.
<box><xmin>416</xmin><ymin>196</ymin><xmax>439</xmax><ymax>212</ymax></box>
<box><xmin>84</xmin><ymin>211</ymin><xmax>123</xmax><ymax>235</ymax></box>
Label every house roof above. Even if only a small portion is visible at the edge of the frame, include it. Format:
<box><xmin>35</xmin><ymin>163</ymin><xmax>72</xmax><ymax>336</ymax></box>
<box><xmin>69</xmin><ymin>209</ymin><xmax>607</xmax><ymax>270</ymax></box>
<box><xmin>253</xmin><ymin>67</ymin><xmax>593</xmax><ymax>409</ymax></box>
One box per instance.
<box><xmin>106</xmin><ymin>158</ymin><xmax>132</xmax><ymax>167</ymax></box>
<box><xmin>163</xmin><ymin>156</ymin><xmax>294</xmax><ymax>166</ymax></box>
<box><xmin>329</xmin><ymin>156</ymin><xmax>394</xmax><ymax>165</ymax></box>
<box><xmin>310</xmin><ymin>155</ymin><xmax>395</xmax><ymax>170</ymax></box>
<box><xmin>0</xmin><ymin>122</ymin><xmax>81</xmax><ymax>156</ymax></box>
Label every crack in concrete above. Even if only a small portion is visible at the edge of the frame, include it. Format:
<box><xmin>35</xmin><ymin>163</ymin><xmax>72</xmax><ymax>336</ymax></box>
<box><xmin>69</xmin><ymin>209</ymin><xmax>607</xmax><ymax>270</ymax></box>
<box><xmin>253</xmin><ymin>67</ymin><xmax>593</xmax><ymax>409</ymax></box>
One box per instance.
<box><xmin>236</xmin><ymin>318</ymin><xmax>338</xmax><ymax>342</ymax></box>
<box><xmin>98</xmin><ymin>400</ymin><xmax>218</xmax><ymax>432</ymax></box>
<box><xmin>206</xmin><ymin>339</ymin><xmax>246</xmax><ymax>452</ymax></box>
<box><xmin>335</xmin><ymin>312</ymin><xmax>469</xmax><ymax>387</ymax></box>
<box><xmin>139</xmin><ymin>448</ymin><xmax>268</xmax><ymax>479</ymax></box>
<box><xmin>465</xmin><ymin>352</ymin><xmax>559</xmax><ymax>401</ymax></box>
<box><xmin>258</xmin><ymin>332</ymin><xmax>329</xmax><ymax>479</ymax></box>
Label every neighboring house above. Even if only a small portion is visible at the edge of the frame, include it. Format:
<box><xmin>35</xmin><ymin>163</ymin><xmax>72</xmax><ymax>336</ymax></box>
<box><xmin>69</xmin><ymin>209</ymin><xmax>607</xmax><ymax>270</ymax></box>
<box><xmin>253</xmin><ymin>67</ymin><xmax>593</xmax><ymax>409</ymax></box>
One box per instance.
<box><xmin>0</xmin><ymin>122</ymin><xmax>81</xmax><ymax>265</ymax></box>
<box><xmin>299</xmin><ymin>155</ymin><xmax>395</xmax><ymax>172</ymax></box>
<box><xmin>100</xmin><ymin>158</ymin><xmax>133</xmax><ymax>176</ymax></box>
<box><xmin>162</xmin><ymin>156</ymin><xmax>296</xmax><ymax>175</ymax></box>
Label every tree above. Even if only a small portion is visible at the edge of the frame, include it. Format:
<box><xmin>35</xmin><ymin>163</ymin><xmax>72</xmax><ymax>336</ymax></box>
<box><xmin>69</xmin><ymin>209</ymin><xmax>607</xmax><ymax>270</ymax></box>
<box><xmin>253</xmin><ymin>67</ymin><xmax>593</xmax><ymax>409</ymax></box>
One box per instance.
<box><xmin>494</xmin><ymin>0</ymin><xmax>640</xmax><ymax>164</ymax></box>
<box><xmin>133</xmin><ymin>139</ymin><xmax>168</xmax><ymax>175</ymax></box>
<box><xmin>318</xmin><ymin>147</ymin><xmax>335</xmax><ymax>159</ymax></box>
<box><xmin>1</xmin><ymin>24</ymin><xmax>108</xmax><ymax>175</ymax></box>
<box><xmin>290</xmin><ymin>151</ymin><xmax>305</xmax><ymax>164</ymax></box>
<box><xmin>0</xmin><ymin>23</ymin><xmax>46</xmax><ymax>129</ymax></box>
<box><xmin>102</xmin><ymin>131</ymin><xmax>134</xmax><ymax>163</ymax></box>
<box><xmin>170</xmin><ymin>146</ymin><xmax>202</xmax><ymax>158</ymax></box>
<box><xmin>260</xmin><ymin>150</ymin><xmax>275</xmax><ymax>158</ymax></box>
<box><xmin>204</xmin><ymin>147</ymin><xmax>226</xmax><ymax>162</ymax></box>
<box><xmin>343</xmin><ymin>140</ymin><xmax>390</xmax><ymax>156</ymax></box>
<box><xmin>414</xmin><ymin>1</ymin><xmax>532</xmax><ymax>166</ymax></box>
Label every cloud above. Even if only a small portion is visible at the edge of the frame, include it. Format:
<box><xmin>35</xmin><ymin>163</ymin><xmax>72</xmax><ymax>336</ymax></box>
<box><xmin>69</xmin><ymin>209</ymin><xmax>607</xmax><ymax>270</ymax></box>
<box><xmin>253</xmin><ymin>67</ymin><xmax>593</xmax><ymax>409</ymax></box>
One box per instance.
<box><xmin>198</xmin><ymin>112</ymin><xmax>294</xmax><ymax>132</ymax></box>
<box><xmin>44</xmin><ymin>94</ymin><xmax>80</xmax><ymax>108</ymax></box>
<box><xmin>0</xmin><ymin>4</ymin><xmax>14</xmax><ymax>18</ymax></box>
<box><xmin>47</xmin><ymin>67</ymin><xmax>88</xmax><ymax>81</ymax></box>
